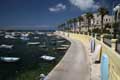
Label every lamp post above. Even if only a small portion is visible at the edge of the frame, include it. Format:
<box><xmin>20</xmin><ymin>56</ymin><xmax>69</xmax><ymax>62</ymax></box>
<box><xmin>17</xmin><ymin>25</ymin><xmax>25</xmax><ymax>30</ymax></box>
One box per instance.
<box><xmin>113</xmin><ymin>4</ymin><xmax>120</xmax><ymax>38</ymax></box>
<box><xmin>113</xmin><ymin>4</ymin><xmax>120</xmax><ymax>22</ymax></box>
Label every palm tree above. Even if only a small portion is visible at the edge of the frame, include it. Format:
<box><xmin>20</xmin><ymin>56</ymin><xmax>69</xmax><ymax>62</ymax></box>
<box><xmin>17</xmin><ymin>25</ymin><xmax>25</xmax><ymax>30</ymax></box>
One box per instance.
<box><xmin>67</xmin><ymin>19</ymin><xmax>73</xmax><ymax>32</ymax></box>
<box><xmin>85</xmin><ymin>12</ymin><xmax>94</xmax><ymax>32</ymax></box>
<box><xmin>62</xmin><ymin>23</ymin><xmax>66</xmax><ymax>31</ymax></box>
<box><xmin>98</xmin><ymin>7</ymin><xmax>109</xmax><ymax>34</ymax></box>
<box><xmin>78</xmin><ymin>16</ymin><xmax>84</xmax><ymax>32</ymax></box>
<box><xmin>58</xmin><ymin>24</ymin><xmax>63</xmax><ymax>31</ymax></box>
<box><xmin>73</xmin><ymin>18</ymin><xmax>79</xmax><ymax>33</ymax></box>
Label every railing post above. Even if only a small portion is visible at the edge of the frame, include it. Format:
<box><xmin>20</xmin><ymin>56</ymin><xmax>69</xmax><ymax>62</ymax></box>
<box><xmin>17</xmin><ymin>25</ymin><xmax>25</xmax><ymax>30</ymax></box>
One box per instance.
<box><xmin>111</xmin><ymin>39</ymin><xmax>118</xmax><ymax>50</ymax></box>
<box><xmin>95</xmin><ymin>33</ymin><xmax>97</xmax><ymax>39</ymax></box>
<box><xmin>67</xmin><ymin>32</ymin><xmax>69</xmax><ymax>37</ymax></box>
<box><xmin>100</xmin><ymin>35</ymin><xmax>104</xmax><ymax>42</ymax></box>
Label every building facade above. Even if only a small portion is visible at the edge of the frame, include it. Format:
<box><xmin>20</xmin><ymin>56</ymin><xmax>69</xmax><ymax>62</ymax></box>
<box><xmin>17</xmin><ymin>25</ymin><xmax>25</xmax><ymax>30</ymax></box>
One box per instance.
<box><xmin>80</xmin><ymin>13</ymin><xmax>114</xmax><ymax>33</ymax></box>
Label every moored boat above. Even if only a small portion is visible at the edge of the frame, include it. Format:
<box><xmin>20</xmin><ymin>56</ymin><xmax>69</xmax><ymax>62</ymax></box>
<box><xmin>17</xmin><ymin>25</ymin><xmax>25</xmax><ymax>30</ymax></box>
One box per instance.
<box><xmin>0</xmin><ymin>57</ymin><xmax>20</xmax><ymax>62</ymax></box>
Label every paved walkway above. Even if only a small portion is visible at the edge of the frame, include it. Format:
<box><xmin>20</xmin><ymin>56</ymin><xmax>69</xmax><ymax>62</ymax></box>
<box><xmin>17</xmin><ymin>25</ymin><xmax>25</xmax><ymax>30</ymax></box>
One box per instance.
<box><xmin>45</xmin><ymin>35</ymin><xmax>90</xmax><ymax>80</ymax></box>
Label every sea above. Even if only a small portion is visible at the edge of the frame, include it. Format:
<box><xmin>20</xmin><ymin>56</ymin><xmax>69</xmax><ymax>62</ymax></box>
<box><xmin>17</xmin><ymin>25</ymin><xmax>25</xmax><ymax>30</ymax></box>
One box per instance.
<box><xmin>0</xmin><ymin>30</ymin><xmax>70</xmax><ymax>80</ymax></box>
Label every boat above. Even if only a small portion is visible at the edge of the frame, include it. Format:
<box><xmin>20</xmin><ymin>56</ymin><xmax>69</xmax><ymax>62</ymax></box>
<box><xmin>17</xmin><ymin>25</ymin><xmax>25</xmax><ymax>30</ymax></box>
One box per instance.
<box><xmin>34</xmin><ymin>37</ymin><xmax>39</xmax><ymax>39</ymax></box>
<box><xmin>20</xmin><ymin>33</ymin><xmax>29</xmax><ymax>40</ymax></box>
<box><xmin>56</xmin><ymin>47</ymin><xmax>67</xmax><ymax>50</ymax></box>
<box><xmin>57</xmin><ymin>40</ymin><xmax>65</xmax><ymax>43</ymax></box>
<box><xmin>0</xmin><ymin>57</ymin><xmax>20</xmax><ymax>62</ymax></box>
<box><xmin>4</xmin><ymin>35</ymin><xmax>16</xmax><ymax>39</ymax></box>
<box><xmin>27</xmin><ymin>42</ymin><xmax>40</xmax><ymax>45</ymax></box>
<box><xmin>40</xmin><ymin>55</ymin><xmax>55</xmax><ymax>61</ymax></box>
<box><xmin>0</xmin><ymin>44</ymin><xmax>13</xmax><ymax>49</ymax></box>
<box><xmin>39</xmin><ymin>45</ymin><xmax>46</xmax><ymax>48</ymax></box>
<box><xmin>61</xmin><ymin>44</ymin><xmax>69</xmax><ymax>47</ymax></box>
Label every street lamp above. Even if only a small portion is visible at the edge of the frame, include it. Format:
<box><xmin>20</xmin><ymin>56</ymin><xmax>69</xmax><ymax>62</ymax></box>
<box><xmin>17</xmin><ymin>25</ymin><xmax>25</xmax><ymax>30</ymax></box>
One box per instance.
<box><xmin>113</xmin><ymin>4</ymin><xmax>120</xmax><ymax>22</ymax></box>
<box><xmin>113</xmin><ymin>4</ymin><xmax>120</xmax><ymax>38</ymax></box>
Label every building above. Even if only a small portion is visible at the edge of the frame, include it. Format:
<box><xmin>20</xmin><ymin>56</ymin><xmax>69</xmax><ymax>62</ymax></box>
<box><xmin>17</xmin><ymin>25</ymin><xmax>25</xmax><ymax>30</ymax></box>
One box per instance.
<box><xmin>92</xmin><ymin>13</ymin><xmax>114</xmax><ymax>29</ymax></box>
<box><xmin>80</xmin><ymin>13</ymin><xmax>114</xmax><ymax>32</ymax></box>
<box><xmin>80</xmin><ymin>14</ymin><xmax>88</xmax><ymax>32</ymax></box>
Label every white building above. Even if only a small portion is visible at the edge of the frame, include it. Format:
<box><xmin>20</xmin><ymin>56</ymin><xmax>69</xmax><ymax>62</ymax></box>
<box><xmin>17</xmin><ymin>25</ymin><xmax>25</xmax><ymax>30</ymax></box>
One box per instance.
<box><xmin>80</xmin><ymin>14</ymin><xmax>88</xmax><ymax>32</ymax></box>
<box><xmin>92</xmin><ymin>13</ymin><xmax>114</xmax><ymax>29</ymax></box>
<box><xmin>80</xmin><ymin>13</ymin><xmax>114</xmax><ymax>32</ymax></box>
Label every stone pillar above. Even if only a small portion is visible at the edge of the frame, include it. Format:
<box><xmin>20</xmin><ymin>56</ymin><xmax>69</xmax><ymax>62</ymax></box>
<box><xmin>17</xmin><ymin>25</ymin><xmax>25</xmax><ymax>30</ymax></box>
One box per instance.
<box><xmin>100</xmin><ymin>35</ymin><xmax>104</xmax><ymax>42</ymax></box>
<box><xmin>111</xmin><ymin>39</ymin><xmax>118</xmax><ymax>50</ymax></box>
<box><xmin>94</xmin><ymin>33</ymin><xmax>97</xmax><ymax>39</ymax></box>
<box><xmin>67</xmin><ymin>32</ymin><xmax>69</xmax><ymax>37</ymax></box>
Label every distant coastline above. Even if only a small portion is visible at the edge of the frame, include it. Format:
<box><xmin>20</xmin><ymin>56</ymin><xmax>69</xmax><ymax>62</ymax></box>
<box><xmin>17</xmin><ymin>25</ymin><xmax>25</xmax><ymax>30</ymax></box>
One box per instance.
<box><xmin>0</xmin><ymin>25</ymin><xmax>57</xmax><ymax>31</ymax></box>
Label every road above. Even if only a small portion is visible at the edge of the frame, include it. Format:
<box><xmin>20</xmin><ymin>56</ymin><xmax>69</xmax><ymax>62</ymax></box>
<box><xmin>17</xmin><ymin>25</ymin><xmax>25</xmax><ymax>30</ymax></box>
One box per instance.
<box><xmin>45</xmin><ymin>36</ymin><xmax>90</xmax><ymax>80</ymax></box>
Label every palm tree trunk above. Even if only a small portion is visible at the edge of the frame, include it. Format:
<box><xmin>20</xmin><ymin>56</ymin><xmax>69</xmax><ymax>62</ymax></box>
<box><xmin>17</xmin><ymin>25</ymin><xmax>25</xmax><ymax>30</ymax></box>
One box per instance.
<box><xmin>79</xmin><ymin>22</ymin><xmax>81</xmax><ymax>33</ymax></box>
<box><xmin>101</xmin><ymin>16</ymin><xmax>104</xmax><ymax>34</ymax></box>
<box><xmin>88</xmin><ymin>19</ymin><xmax>90</xmax><ymax>32</ymax></box>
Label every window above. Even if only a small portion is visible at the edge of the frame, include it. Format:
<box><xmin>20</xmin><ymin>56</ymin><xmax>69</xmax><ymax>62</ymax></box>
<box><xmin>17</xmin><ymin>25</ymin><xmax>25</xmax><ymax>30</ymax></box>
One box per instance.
<box><xmin>106</xmin><ymin>19</ymin><xmax>108</xmax><ymax>22</ymax></box>
<box><xmin>97</xmin><ymin>20</ymin><xmax>99</xmax><ymax>24</ymax></box>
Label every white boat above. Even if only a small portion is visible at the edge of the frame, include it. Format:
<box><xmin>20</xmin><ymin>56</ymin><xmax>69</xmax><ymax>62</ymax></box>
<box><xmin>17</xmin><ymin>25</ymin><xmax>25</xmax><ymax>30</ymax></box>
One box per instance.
<box><xmin>40</xmin><ymin>55</ymin><xmax>55</xmax><ymax>61</ymax></box>
<box><xmin>61</xmin><ymin>44</ymin><xmax>69</xmax><ymax>47</ymax></box>
<box><xmin>39</xmin><ymin>44</ymin><xmax>46</xmax><ymax>48</ymax></box>
<box><xmin>21</xmin><ymin>33</ymin><xmax>29</xmax><ymax>37</ymax></box>
<box><xmin>4</xmin><ymin>35</ymin><xmax>16</xmax><ymax>39</ymax></box>
<box><xmin>0</xmin><ymin>44</ymin><xmax>13</xmax><ymax>49</ymax></box>
<box><xmin>0</xmin><ymin>57</ymin><xmax>20</xmax><ymax>62</ymax></box>
<box><xmin>27</xmin><ymin>42</ymin><xmax>40</xmax><ymax>45</ymax></box>
<box><xmin>20</xmin><ymin>37</ymin><xmax>29</xmax><ymax>40</ymax></box>
<box><xmin>34</xmin><ymin>37</ymin><xmax>39</xmax><ymax>39</ymax></box>
<box><xmin>36</xmin><ymin>32</ymin><xmax>45</xmax><ymax>35</ymax></box>
<box><xmin>20</xmin><ymin>33</ymin><xmax>29</xmax><ymax>40</ymax></box>
<box><xmin>57</xmin><ymin>40</ymin><xmax>65</xmax><ymax>43</ymax></box>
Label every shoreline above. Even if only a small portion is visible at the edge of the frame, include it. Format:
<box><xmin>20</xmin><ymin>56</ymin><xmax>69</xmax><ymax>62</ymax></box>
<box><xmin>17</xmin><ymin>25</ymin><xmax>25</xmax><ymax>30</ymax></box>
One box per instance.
<box><xmin>45</xmin><ymin>31</ymin><xmax>90</xmax><ymax>80</ymax></box>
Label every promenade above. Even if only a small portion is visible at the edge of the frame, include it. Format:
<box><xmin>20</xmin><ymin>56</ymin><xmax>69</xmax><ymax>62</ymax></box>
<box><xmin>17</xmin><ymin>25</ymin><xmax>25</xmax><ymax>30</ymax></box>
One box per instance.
<box><xmin>45</xmin><ymin>33</ymin><xmax>90</xmax><ymax>80</ymax></box>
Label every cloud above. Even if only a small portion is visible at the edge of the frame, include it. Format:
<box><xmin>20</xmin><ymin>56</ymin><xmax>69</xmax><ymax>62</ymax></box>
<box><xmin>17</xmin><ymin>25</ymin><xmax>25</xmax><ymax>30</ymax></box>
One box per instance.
<box><xmin>69</xmin><ymin>0</ymin><xmax>99</xmax><ymax>11</ymax></box>
<box><xmin>49</xmin><ymin>3</ymin><xmax>66</xmax><ymax>12</ymax></box>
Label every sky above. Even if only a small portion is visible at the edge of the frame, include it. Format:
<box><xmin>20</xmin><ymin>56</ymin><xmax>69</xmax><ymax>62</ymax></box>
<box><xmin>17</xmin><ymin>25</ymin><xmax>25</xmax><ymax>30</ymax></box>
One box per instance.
<box><xmin>0</xmin><ymin>0</ymin><xmax>119</xmax><ymax>30</ymax></box>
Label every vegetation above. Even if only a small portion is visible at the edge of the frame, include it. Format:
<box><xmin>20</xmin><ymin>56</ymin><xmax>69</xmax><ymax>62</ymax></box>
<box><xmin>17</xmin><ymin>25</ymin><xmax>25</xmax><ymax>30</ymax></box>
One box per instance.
<box><xmin>98</xmin><ymin>7</ymin><xmax>109</xmax><ymax>34</ymax></box>
<box><xmin>78</xmin><ymin>16</ymin><xmax>83</xmax><ymax>32</ymax></box>
<box><xmin>57</xmin><ymin>6</ymin><xmax>120</xmax><ymax>40</ymax></box>
<box><xmin>85</xmin><ymin>12</ymin><xmax>94</xmax><ymax>32</ymax></box>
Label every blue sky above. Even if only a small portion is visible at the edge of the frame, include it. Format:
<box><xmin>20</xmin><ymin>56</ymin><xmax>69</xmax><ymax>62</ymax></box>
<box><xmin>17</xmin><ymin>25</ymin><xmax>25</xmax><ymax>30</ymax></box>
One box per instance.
<box><xmin>0</xmin><ymin>0</ymin><xmax>119</xmax><ymax>30</ymax></box>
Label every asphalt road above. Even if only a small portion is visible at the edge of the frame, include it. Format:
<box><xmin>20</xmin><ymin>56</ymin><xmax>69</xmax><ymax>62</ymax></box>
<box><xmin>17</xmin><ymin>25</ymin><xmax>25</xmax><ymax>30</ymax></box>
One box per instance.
<box><xmin>45</xmin><ymin>37</ymin><xmax>90</xmax><ymax>80</ymax></box>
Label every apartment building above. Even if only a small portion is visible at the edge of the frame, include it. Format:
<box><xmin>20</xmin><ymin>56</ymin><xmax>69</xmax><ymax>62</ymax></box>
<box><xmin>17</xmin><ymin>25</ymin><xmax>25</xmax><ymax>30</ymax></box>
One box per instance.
<box><xmin>80</xmin><ymin>13</ymin><xmax>114</xmax><ymax>32</ymax></box>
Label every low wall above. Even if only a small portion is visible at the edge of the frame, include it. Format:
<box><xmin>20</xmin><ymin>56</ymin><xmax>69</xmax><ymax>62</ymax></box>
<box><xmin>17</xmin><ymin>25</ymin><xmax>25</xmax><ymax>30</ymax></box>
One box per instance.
<box><xmin>59</xmin><ymin>31</ymin><xmax>120</xmax><ymax>80</ymax></box>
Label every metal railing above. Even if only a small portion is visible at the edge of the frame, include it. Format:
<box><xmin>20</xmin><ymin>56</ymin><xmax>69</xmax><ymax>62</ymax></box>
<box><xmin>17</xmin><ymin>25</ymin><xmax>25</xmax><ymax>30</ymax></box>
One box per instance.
<box><xmin>103</xmin><ymin>38</ymin><xmax>111</xmax><ymax>47</ymax></box>
<box><xmin>116</xmin><ymin>40</ymin><xmax>120</xmax><ymax>54</ymax></box>
<box><xmin>96</xmin><ymin>35</ymin><xmax>101</xmax><ymax>40</ymax></box>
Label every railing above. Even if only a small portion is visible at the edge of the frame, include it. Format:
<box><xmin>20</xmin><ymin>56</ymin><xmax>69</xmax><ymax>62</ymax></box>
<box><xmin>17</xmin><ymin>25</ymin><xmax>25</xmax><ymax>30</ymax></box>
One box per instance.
<box><xmin>96</xmin><ymin>35</ymin><xmax>101</xmax><ymax>40</ymax></box>
<box><xmin>103</xmin><ymin>38</ymin><xmax>111</xmax><ymax>47</ymax></box>
<box><xmin>59</xmin><ymin>31</ymin><xmax>120</xmax><ymax>80</ymax></box>
<box><xmin>80</xmin><ymin>32</ymin><xmax>83</xmax><ymax>34</ymax></box>
<box><xmin>84</xmin><ymin>32</ymin><xmax>88</xmax><ymax>35</ymax></box>
<box><xmin>92</xmin><ymin>33</ymin><xmax>95</xmax><ymax>37</ymax></box>
<box><xmin>116</xmin><ymin>40</ymin><xmax>120</xmax><ymax>54</ymax></box>
<box><xmin>60</xmin><ymin>31</ymin><xmax>120</xmax><ymax>80</ymax></box>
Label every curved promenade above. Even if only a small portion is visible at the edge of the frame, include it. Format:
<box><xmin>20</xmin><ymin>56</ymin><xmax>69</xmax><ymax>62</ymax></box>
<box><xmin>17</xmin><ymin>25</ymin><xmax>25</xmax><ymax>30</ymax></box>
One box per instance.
<box><xmin>45</xmin><ymin>33</ymin><xmax>90</xmax><ymax>80</ymax></box>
